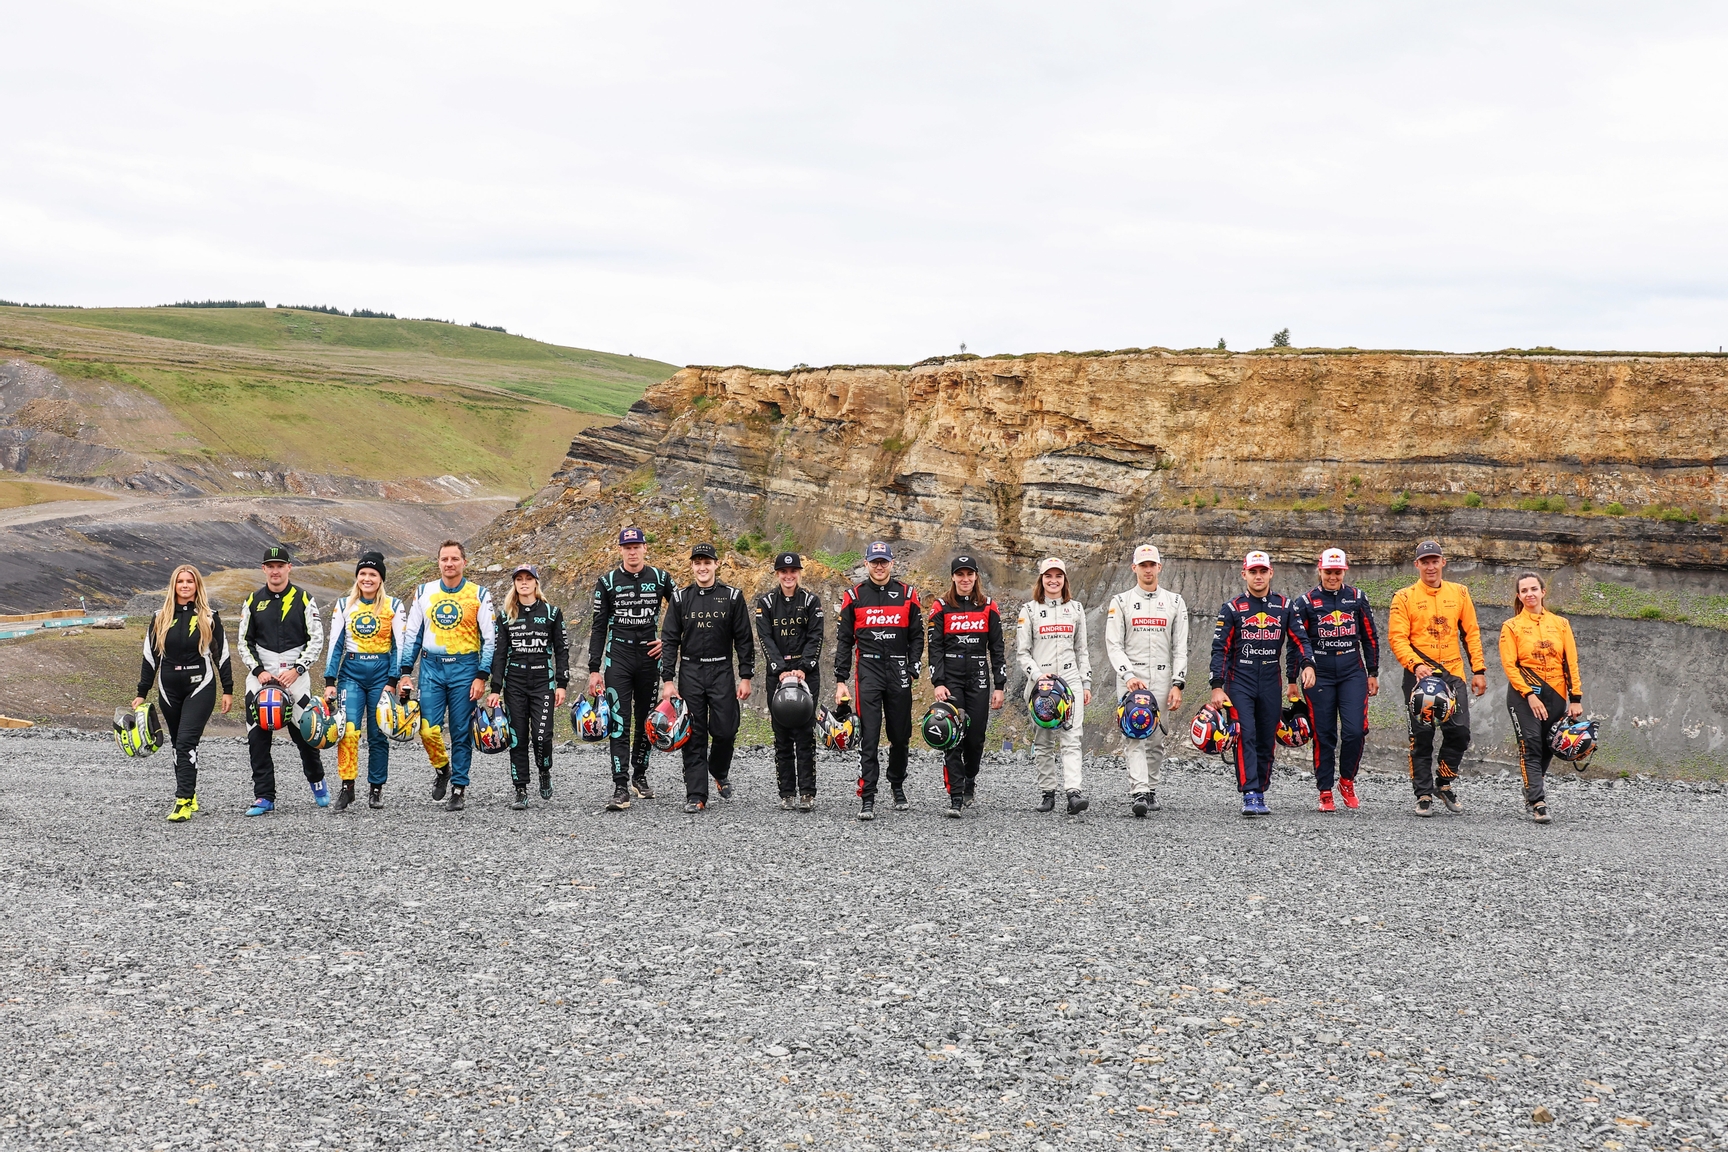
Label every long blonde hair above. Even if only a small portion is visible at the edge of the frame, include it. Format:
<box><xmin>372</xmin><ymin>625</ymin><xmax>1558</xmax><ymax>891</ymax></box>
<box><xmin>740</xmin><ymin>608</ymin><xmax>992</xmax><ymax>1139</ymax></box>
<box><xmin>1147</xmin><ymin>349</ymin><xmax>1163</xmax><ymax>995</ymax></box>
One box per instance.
<box><xmin>154</xmin><ymin>564</ymin><xmax>214</xmax><ymax>656</ymax></box>
<box><xmin>503</xmin><ymin>576</ymin><xmax>541</xmax><ymax>621</ymax></box>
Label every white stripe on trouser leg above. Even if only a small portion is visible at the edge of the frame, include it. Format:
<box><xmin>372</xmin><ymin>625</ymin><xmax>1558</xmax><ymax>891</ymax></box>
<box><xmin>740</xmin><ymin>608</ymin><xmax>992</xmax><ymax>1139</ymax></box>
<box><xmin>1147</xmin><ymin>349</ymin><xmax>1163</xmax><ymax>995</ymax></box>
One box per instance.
<box><xmin>1032</xmin><ymin>714</ymin><xmax>1084</xmax><ymax>792</ymax></box>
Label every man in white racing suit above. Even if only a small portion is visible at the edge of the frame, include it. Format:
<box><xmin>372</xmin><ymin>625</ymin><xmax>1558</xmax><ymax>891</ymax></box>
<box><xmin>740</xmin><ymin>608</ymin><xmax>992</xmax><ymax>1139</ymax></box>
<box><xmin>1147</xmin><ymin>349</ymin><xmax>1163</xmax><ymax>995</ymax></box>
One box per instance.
<box><xmin>1104</xmin><ymin>543</ymin><xmax>1188</xmax><ymax>816</ymax></box>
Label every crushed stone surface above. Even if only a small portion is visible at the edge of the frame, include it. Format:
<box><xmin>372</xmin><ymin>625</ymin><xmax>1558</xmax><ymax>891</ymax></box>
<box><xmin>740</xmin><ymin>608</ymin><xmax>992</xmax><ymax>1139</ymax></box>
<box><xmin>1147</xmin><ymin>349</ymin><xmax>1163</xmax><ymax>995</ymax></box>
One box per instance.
<box><xmin>1</xmin><ymin>729</ymin><xmax>1724</xmax><ymax>1150</ymax></box>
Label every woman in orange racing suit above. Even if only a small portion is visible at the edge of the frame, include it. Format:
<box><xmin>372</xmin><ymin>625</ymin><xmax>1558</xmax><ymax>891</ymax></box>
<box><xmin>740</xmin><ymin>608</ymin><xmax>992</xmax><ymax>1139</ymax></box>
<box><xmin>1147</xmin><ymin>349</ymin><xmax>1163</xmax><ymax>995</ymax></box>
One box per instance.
<box><xmin>1498</xmin><ymin>571</ymin><xmax>1583</xmax><ymax>825</ymax></box>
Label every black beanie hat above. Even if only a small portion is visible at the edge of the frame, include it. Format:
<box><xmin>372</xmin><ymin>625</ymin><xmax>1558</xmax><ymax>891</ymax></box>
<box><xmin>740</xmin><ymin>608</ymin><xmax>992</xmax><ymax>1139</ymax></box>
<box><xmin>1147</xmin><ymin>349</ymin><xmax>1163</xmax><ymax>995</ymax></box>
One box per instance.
<box><xmin>356</xmin><ymin>551</ymin><xmax>386</xmax><ymax>580</ymax></box>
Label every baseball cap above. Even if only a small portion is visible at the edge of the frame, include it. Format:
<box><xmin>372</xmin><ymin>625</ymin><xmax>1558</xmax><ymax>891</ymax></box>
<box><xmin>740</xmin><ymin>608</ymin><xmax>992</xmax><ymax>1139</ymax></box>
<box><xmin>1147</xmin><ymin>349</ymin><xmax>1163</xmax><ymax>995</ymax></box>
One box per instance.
<box><xmin>355</xmin><ymin>551</ymin><xmax>386</xmax><ymax>579</ymax></box>
<box><xmin>864</xmin><ymin>541</ymin><xmax>893</xmax><ymax>562</ymax></box>
<box><xmin>1132</xmin><ymin>544</ymin><xmax>1162</xmax><ymax>565</ymax></box>
<box><xmin>1415</xmin><ymin>539</ymin><xmax>1444</xmax><ymax>560</ymax></box>
<box><xmin>690</xmin><ymin>542</ymin><xmax>719</xmax><ymax>561</ymax></box>
<box><xmin>262</xmin><ymin>545</ymin><xmax>293</xmax><ymax>565</ymax></box>
<box><xmin>1318</xmin><ymin>548</ymin><xmax>1349</xmax><ymax>571</ymax></box>
<box><xmin>1242</xmin><ymin>550</ymin><xmax>1272</xmax><ymax>570</ymax></box>
<box><xmin>510</xmin><ymin>563</ymin><xmax>540</xmax><ymax>580</ymax></box>
<box><xmin>1038</xmin><ymin>556</ymin><xmax>1067</xmax><ymax>575</ymax></box>
<box><xmin>950</xmin><ymin>554</ymin><xmax>978</xmax><ymax>573</ymax></box>
<box><xmin>618</xmin><ymin>526</ymin><xmax>646</xmax><ymax>546</ymax></box>
<box><xmin>773</xmin><ymin>551</ymin><xmax>803</xmax><ymax>570</ymax></box>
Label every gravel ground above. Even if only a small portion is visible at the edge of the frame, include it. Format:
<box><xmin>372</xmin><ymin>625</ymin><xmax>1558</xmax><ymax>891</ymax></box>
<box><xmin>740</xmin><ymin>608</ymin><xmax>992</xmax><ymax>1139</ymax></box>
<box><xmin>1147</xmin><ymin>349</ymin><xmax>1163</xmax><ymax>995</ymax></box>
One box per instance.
<box><xmin>2</xmin><ymin>728</ymin><xmax>1725</xmax><ymax>1152</ymax></box>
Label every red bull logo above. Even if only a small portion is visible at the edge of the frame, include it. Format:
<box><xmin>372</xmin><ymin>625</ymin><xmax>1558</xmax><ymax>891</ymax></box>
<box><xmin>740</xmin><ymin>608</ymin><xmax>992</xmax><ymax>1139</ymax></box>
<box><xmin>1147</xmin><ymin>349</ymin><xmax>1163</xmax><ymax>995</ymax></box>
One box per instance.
<box><xmin>1321</xmin><ymin>610</ymin><xmax>1349</xmax><ymax>626</ymax></box>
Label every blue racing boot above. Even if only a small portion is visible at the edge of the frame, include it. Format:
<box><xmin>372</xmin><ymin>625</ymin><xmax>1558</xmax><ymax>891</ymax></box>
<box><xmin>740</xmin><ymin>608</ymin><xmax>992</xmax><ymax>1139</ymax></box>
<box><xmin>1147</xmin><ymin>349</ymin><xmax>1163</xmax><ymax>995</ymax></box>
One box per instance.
<box><xmin>310</xmin><ymin>779</ymin><xmax>330</xmax><ymax>808</ymax></box>
<box><xmin>245</xmin><ymin>797</ymin><xmax>275</xmax><ymax>817</ymax></box>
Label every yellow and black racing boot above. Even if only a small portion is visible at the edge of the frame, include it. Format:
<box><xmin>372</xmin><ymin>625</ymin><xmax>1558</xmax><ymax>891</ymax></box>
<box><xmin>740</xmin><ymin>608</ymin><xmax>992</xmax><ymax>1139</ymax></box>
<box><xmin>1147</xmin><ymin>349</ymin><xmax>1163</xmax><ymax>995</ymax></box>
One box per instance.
<box><xmin>167</xmin><ymin>797</ymin><xmax>196</xmax><ymax>823</ymax></box>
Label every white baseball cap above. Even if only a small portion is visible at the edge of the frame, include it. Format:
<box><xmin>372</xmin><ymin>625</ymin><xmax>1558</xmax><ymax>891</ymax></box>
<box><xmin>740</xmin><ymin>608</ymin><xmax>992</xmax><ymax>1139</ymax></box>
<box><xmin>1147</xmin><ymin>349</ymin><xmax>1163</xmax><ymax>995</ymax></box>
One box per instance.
<box><xmin>1132</xmin><ymin>544</ymin><xmax>1162</xmax><ymax>565</ymax></box>
<box><xmin>1318</xmin><ymin>548</ymin><xmax>1349</xmax><ymax>571</ymax></box>
<box><xmin>1242</xmin><ymin>550</ymin><xmax>1272</xmax><ymax>570</ymax></box>
<box><xmin>1038</xmin><ymin>556</ymin><xmax>1067</xmax><ymax>575</ymax></box>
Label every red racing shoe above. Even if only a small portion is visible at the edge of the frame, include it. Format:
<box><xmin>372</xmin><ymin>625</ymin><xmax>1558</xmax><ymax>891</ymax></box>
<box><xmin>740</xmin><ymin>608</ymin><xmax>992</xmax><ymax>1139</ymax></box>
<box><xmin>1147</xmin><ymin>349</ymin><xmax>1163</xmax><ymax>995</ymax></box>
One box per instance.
<box><xmin>1317</xmin><ymin>790</ymin><xmax>1336</xmax><ymax>812</ymax></box>
<box><xmin>1338</xmin><ymin>778</ymin><xmax>1360</xmax><ymax>809</ymax></box>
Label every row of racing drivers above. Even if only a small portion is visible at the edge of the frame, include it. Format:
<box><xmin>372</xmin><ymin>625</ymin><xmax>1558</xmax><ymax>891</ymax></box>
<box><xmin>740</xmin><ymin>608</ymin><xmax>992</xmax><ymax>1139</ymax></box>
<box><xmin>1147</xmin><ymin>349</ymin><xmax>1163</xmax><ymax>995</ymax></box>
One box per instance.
<box><xmin>127</xmin><ymin>531</ymin><xmax>1589</xmax><ymax>827</ymax></box>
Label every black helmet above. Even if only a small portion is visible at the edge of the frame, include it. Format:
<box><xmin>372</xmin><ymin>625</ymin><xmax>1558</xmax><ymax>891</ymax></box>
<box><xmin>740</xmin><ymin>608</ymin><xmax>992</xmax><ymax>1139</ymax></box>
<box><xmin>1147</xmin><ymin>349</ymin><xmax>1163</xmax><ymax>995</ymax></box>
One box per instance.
<box><xmin>769</xmin><ymin>679</ymin><xmax>817</xmax><ymax>727</ymax></box>
<box><xmin>921</xmin><ymin>700</ymin><xmax>967</xmax><ymax>750</ymax></box>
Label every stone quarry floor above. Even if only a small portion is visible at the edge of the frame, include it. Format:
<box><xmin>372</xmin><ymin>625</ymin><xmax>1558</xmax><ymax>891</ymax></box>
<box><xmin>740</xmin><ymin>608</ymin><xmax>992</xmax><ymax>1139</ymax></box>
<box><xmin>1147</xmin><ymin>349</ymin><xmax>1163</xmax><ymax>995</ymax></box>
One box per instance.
<box><xmin>1</xmin><ymin>730</ymin><xmax>1723</xmax><ymax>1151</ymax></box>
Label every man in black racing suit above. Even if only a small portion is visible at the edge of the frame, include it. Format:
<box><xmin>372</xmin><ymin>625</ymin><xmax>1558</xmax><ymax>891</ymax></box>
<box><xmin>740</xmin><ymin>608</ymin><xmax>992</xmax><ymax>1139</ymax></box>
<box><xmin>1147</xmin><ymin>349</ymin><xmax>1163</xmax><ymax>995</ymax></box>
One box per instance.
<box><xmin>833</xmin><ymin>540</ymin><xmax>924</xmax><ymax>820</ymax></box>
<box><xmin>659</xmin><ymin>542</ymin><xmax>754</xmax><ymax>811</ymax></box>
<box><xmin>755</xmin><ymin>551</ymin><xmax>824</xmax><ymax>808</ymax></box>
<box><xmin>587</xmin><ymin>526</ymin><xmax>674</xmax><ymax>811</ymax></box>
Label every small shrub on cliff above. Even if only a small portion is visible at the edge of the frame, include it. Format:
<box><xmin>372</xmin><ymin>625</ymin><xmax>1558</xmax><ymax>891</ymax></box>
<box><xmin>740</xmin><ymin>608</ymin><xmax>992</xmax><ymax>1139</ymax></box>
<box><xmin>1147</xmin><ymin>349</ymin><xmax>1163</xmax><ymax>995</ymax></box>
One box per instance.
<box><xmin>881</xmin><ymin>435</ymin><xmax>910</xmax><ymax>454</ymax></box>
<box><xmin>1463</xmin><ymin>492</ymin><xmax>1483</xmax><ymax>508</ymax></box>
<box><xmin>1517</xmin><ymin>495</ymin><xmax>1566</xmax><ymax>512</ymax></box>
<box><xmin>1580</xmin><ymin>498</ymin><xmax>1593</xmax><ymax>512</ymax></box>
<box><xmin>1271</xmin><ymin>328</ymin><xmax>1291</xmax><ymax>348</ymax></box>
<box><xmin>1638</xmin><ymin>605</ymin><xmax>1664</xmax><ymax>620</ymax></box>
<box><xmin>1389</xmin><ymin>491</ymin><xmax>1411</xmax><ymax>513</ymax></box>
<box><xmin>1605</xmin><ymin>502</ymin><xmax>1626</xmax><ymax>516</ymax></box>
<box><xmin>1654</xmin><ymin>506</ymin><xmax>1698</xmax><ymax>523</ymax></box>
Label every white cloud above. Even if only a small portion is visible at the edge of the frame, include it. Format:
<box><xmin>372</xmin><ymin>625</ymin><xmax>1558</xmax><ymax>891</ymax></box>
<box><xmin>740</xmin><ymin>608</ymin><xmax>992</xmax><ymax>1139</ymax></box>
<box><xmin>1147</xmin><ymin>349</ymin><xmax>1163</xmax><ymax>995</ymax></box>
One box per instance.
<box><xmin>3</xmin><ymin>0</ymin><xmax>1726</xmax><ymax>363</ymax></box>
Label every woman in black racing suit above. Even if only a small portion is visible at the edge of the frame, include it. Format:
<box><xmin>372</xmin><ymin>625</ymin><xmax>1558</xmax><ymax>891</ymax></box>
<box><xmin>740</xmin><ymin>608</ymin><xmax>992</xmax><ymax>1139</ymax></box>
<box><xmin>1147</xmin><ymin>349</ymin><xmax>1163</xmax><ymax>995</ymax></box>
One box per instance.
<box><xmin>135</xmin><ymin>564</ymin><xmax>234</xmax><ymax>822</ymax></box>
<box><xmin>487</xmin><ymin>563</ymin><xmax>570</xmax><ymax>809</ymax></box>
<box><xmin>925</xmin><ymin>554</ymin><xmax>1007</xmax><ymax>812</ymax></box>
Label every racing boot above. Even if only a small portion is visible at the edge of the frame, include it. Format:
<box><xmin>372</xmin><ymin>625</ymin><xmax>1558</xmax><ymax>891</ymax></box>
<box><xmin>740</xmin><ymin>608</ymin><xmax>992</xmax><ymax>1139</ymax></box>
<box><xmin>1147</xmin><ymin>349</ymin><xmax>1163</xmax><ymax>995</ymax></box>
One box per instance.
<box><xmin>631</xmin><ymin>773</ymin><xmax>654</xmax><ymax>800</ymax></box>
<box><xmin>683</xmin><ymin>799</ymin><xmax>706</xmax><ymax>814</ymax></box>
<box><xmin>717</xmin><ymin>777</ymin><xmax>734</xmax><ymax>800</ymax></box>
<box><xmin>1241</xmin><ymin>792</ymin><xmax>1259</xmax><ymax>818</ymax></box>
<box><xmin>1415</xmin><ymin>795</ymin><xmax>1434</xmax><ymax>817</ymax></box>
<box><xmin>367</xmin><ymin>784</ymin><xmax>383</xmax><ymax>809</ymax></box>
<box><xmin>1437</xmin><ymin>788</ymin><xmax>1463</xmax><ymax>814</ymax></box>
<box><xmin>1131</xmin><ymin>792</ymin><xmax>1150</xmax><ymax>818</ymax></box>
<box><xmin>432</xmin><ymin>766</ymin><xmax>451</xmax><ymax>802</ymax></box>
<box><xmin>335</xmin><ymin>780</ymin><xmax>355</xmax><ymax>812</ymax></box>
<box><xmin>856</xmin><ymin>798</ymin><xmax>875</xmax><ymax>822</ymax></box>
<box><xmin>168</xmin><ymin>797</ymin><xmax>196</xmax><ymax>823</ymax></box>
<box><xmin>1529</xmin><ymin>800</ymin><xmax>1551</xmax><ymax>824</ymax></box>
<box><xmin>539</xmin><ymin>769</ymin><xmax>553</xmax><ymax>801</ymax></box>
<box><xmin>447</xmin><ymin>786</ymin><xmax>466</xmax><ymax>813</ymax></box>
<box><xmin>943</xmin><ymin>792</ymin><xmax>963</xmax><ymax>819</ymax></box>
<box><xmin>798</xmin><ymin>793</ymin><xmax>815</xmax><ymax>812</ymax></box>
<box><xmin>780</xmin><ymin>795</ymin><xmax>797</xmax><ymax>811</ymax></box>
<box><xmin>1338</xmin><ymin>778</ymin><xmax>1359</xmax><ymax>809</ymax></box>
<box><xmin>1317</xmin><ymin>790</ymin><xmax>1336</xmax><ymax>813</ymax></box>
<box><xmin>892</xmin><ymin>786</ymin><xmax>910</xmax><ymax>811</ymax></box>
<box><xmin>510</xmin><ymin>787</ymin><xmax>529</xmax><ymax>811</ymax></box>
<box><xmin>310</xmin><ymin>779</ymin><xmax>330</xmax><ymax>808</ymax></box>
<box><xmin>1066</xmin><ymin>790</ymin><xmax>1089</xmax><ymax>815</ymax></box>
<box><xmin>1037</xmin><ymin>791</ymin><xmax>1056</xmax><ymax>813</ymax></box>
<box><xmin>607</xmin><ymin>781</ymin><xmax>632</xmax><ymax>811</ymax></box>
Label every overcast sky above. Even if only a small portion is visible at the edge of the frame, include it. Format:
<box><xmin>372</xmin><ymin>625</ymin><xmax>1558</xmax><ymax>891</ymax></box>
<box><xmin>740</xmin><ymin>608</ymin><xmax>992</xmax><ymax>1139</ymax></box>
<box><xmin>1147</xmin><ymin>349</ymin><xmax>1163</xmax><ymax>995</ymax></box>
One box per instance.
<box><xmin>5</xmin><ymin>2</ymin><xmax>1726</xmax><ymax>366</ymax></box>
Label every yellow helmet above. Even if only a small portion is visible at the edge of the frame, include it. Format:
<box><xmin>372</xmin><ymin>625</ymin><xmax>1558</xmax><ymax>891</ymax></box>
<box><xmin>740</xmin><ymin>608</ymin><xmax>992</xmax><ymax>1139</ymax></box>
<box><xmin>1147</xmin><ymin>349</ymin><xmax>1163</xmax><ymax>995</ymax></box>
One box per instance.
<box><xmin>376</xmin><ymin>690</ymin><xmax>422</xmax><ymax>744</ymax></box>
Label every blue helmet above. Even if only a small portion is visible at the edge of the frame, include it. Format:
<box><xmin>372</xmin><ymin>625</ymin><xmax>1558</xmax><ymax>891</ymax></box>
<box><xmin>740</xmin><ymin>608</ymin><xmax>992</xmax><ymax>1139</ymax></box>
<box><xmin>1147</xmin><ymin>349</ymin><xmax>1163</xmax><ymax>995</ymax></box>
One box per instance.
<box><xmin>1116</xmin><ymin>688</ymin><xmax>1158</xmax><ymax>740</ymax></box>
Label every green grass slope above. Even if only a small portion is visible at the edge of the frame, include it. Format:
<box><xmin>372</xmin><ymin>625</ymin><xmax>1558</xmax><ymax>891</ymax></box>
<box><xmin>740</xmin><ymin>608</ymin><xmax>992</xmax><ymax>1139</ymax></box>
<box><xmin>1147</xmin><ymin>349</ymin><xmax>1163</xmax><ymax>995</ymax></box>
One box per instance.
<box><xmin>11</xmin><ymin>306</ymin><xmax>678</xmax><ymax>418</ymax></box>
<box><xmin>0</xmin><ymin>307</ymin><xmax>673</xmax><ymax>494</ymax></box>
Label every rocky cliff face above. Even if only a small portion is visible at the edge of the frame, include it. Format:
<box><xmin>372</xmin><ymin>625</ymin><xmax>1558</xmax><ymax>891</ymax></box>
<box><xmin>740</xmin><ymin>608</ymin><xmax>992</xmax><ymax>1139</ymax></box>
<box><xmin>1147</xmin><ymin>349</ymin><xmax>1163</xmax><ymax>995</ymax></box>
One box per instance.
<box><xmin>519</xmin><ymin>350</ymin><xmax>1728</xmax><ymax>777</ymax></box>
<box><xmin>550</xmin><ymin>350</ymin><xmax>1727</xmax><ymax>573</ymax></box>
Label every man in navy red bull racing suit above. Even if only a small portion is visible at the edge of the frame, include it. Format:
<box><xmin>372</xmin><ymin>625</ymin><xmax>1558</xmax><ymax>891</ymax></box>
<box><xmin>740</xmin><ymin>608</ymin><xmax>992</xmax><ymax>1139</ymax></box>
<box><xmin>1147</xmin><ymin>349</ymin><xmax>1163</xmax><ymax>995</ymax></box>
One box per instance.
<box><xmin>1209</xmin><ymin>551</ymin><xmax>1314</xmax><ymax>817</ymax></box>
<box><xmin>1294</xmin><ymin>547</ymin><xmax>1379</xmax><ymax>810</ymax></box>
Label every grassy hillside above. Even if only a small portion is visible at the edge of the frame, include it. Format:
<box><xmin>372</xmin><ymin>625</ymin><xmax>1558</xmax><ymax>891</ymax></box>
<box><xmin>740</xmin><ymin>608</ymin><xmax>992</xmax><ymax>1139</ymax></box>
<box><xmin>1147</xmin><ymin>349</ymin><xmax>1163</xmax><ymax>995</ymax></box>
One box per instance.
<box><xmin>19</xmin><ymin>306</ymin><xmax>676</xmax><ymax>417</ymax></box>
<box><xmin>0</xmin><ymin>307</ymin><xmax>679</xmax><ymax>494</ymax></box>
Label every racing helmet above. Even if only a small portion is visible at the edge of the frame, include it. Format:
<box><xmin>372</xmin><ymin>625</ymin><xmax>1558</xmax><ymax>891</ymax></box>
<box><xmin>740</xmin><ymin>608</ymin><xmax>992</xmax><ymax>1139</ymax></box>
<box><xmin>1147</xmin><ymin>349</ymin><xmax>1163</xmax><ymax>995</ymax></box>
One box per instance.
<box><xmin>376</xmin><ymin>690</ymin><xmax>420</xmax><ymax>744</ymax></box>
<box><xmin>297</xmin><ymin>697</ymin><xmax>342</xmax><ymax>749</ymax></box>
<box><xmin>1190</xmin><ymin>701</ymin><xmax>1240</xmax><ymax>756</ymax></box>
<box><xmin>1409</xmin><ymin>675</ymin><xmax>1458</xmax><ymax>726</ymax></box>
<box><xmin>251</xmin><ymin>685</ymin><xmax>290</xmax><ymax>732</ymax></box>
<box><xmin>113</xmin><ymin>702</ymin><xmax>165</xmax><ymax>758</ymax></box>
<box><xmin>1029</xmin><ymin>675</ymin><xmax>1074</xmax><ymax>730</ymax></box>
<box><xmin>1116</xmin><ymin>688</ymin><xmax>1159</xmax><ymax>740</ymax></box>
<box><xmin>770</xmin><ymin>679</ymin><xmax>818</xmax><ymax>728</ymax></box>
<box><xmin>920</xmin><ymin>699</ymin><xmax>967</xmax><ymax>750</ymax></box>
<box><xmin>1276</xmin><ymin>702</ymin><xmax>1313</xmax><ymax>748</ymax></box>
<box><xmin>816</xmin><ymin>705</ymin><xmax>857</xmax><ymax>751</ymax></box>
<box><xmin>471</xmin><ymin>701</ymin><xmax>514</xmax><ymax>754</ymax></box>
<box><xmin>1551</xmin><ymin>717</ymin><xmax>1599</xmax><ymax>766</ymax></box>
<box><xmin>572</xmin><ymin>693</ymin><xmax>611</xmax><ymax>743</ymax></box>
<box><xmin>645</xmin><ymin>697</ymin><xmax>692</xmax><ymax>752</ymax></box>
